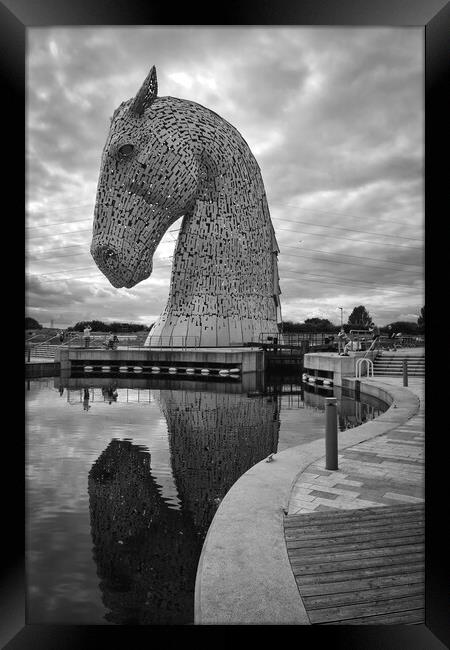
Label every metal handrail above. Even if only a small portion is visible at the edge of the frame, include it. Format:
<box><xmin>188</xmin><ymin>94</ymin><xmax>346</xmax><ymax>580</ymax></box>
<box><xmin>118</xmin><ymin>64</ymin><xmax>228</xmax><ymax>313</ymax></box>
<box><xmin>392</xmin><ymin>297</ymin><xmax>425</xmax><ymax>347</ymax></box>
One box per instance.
<box><xmin>258</xmin><ymin>331</ymin><xmax>335</xmax><ymax>347</ymax></box>
<box><xmin>63</xmin><ymin>332</ymin><xmax>198</xmax><ymax>351</ymax></box>
<box><xmin>356</xmin><ymin>357</ymin><xmax>374</xmax><ymax>378</ymax></box>
<box><xmin>25</xmin><ymin>332</ymin><xmax>70</xmax><ymax>360</ymax></box>
<box><xmin>25</xmin><ymin>332</ymin><xmax>45</xmax><ymax>344</ymax></box>
<box><xmin>65</xmin><ymin>332</ymin><xmax>148</xmax><ymax>350</ymax></box>
<box><xmin>26</xmin><ymin>333</ymin><xmax>62</xmax><ymax>349</ymax></box>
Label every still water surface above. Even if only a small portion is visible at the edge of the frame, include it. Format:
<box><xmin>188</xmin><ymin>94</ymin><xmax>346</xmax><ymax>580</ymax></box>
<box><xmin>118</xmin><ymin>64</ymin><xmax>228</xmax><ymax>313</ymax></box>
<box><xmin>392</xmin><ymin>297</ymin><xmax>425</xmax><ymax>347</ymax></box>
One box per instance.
<box><xmin>26</xmin><ymin>373</ymin><xmax>387</xmax><ymax>625</ymax></box>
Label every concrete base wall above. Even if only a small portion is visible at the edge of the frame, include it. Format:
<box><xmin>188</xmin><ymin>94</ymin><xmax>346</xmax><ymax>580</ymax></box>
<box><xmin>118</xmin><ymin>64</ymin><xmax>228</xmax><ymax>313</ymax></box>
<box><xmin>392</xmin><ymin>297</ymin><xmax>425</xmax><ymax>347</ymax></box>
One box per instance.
<box><xmin>343</xmin><ymin>377</ymin><xmax>394</xmax><ymax>408</ymax></box>
<box><xmin>25</xmin><ymin>362</ymin><xmax>60</xmax><ymax>378</ymax></box>
<box><xmin>304</xmin><ymin>351</ymin><xmax>377</xmax><ymax>387</ymax></box>
<box><xmin>55</xmin><ymin>347</ymin><xmax>265</xmax><ymax>374</ymax></box>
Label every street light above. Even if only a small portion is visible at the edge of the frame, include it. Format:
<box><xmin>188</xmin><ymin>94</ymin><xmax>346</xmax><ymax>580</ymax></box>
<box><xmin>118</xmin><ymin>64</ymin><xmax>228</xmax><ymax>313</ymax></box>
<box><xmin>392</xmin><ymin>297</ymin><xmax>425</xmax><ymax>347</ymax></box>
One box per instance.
<box><xmin>337</xmin><ymin>307</ymin><xmax>343</xmax><ymax>354</ymax></box>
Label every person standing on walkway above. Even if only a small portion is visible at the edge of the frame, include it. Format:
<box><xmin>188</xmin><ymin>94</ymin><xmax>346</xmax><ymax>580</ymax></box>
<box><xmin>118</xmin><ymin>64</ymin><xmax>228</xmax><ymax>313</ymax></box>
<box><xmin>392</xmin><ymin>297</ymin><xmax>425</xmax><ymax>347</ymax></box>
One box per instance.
<box><xmin>342</xmin><ymin>336</ymin><xmax>353</xmax><ymax>356</ymax></box>
<box><xmin>369</xmin><ymin>322</ymin><xmax>380</xmax><ymax>351</ymax></box>
<box><xmin>387</xmin><ymin>325</ymin><xmax>398</xmax><ymax>351</ymax></box>
<box><xmin>83</xmin><ymin>325</ymin><xmax>92</xmax><ymax>348</ymax></box>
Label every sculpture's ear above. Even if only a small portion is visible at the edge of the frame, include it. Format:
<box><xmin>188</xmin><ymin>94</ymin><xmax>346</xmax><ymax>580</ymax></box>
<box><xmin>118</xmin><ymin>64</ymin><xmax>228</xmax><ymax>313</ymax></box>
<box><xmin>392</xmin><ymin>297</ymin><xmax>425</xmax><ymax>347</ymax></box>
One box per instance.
<box><xmin>130</xmin><ymin>66</ymin><xmax>158</xmax><ymax>116</ymax></box>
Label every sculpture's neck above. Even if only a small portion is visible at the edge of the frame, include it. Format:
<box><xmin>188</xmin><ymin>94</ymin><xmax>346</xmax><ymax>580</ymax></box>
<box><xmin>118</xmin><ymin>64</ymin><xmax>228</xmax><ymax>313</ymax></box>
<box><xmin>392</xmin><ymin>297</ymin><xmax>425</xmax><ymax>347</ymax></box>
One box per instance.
<box><xmin>148</xmin><ymin>110</ymin><xmax>281</xmax><ymax>346</ymax></box>
<box><xmin>172</xmin><ymin>164</ymin><xmax>276</xmax><ymax>303</ymax></box>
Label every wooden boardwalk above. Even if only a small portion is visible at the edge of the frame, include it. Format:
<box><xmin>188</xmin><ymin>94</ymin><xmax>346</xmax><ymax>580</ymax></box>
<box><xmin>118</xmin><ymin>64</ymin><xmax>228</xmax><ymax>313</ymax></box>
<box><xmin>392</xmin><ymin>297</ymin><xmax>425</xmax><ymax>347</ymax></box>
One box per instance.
<box><xmin>284</xmin><ymin>503</ymin><xmax>424</xmax><ymax>624</ymax></box>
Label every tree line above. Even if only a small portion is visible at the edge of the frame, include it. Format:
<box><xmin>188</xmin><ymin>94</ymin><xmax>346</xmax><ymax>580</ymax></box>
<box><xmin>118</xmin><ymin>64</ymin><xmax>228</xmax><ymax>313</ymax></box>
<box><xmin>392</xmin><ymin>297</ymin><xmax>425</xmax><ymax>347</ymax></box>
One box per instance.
<box><xmin>26</xmin><ymin>304</ymin><xmax>425</xmax><ymax>335</ymax></box>
<box><xmin>25</xmin><ymin>317</ymin><xmax>151</xmax><ymax>333</ymax></box>
<box><xmin>282</xmin><ymin>304</ymin><xmax>425</xmax><ymax>334</ymax></box>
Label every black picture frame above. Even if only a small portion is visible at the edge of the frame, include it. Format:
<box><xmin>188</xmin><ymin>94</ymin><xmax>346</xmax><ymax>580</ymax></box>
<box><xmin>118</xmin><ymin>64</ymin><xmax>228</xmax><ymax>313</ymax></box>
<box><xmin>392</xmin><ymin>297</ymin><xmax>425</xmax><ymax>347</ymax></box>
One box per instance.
<box><xmin>7</xmin><ymin>0</ymin><xmax>449</xmax><ymax>647</ymax></box>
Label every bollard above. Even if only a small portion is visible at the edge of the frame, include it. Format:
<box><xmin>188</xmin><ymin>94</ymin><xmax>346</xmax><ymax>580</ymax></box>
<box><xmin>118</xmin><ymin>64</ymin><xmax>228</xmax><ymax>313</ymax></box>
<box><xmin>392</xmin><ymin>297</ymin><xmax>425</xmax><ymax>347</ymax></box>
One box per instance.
<box><xmin>325</xmin><ymin>397</ymin><xmax>338</xmax><ymax>470</ymax></box>
<box><xmin>27</xmin><ymin>347</ymin><xmax>31</xmax><ymax>362</ymax></box>
<box><xmin>403</xmin><ymin>358</ymin><xmax>408</xmax><ymax>386</ymax></box>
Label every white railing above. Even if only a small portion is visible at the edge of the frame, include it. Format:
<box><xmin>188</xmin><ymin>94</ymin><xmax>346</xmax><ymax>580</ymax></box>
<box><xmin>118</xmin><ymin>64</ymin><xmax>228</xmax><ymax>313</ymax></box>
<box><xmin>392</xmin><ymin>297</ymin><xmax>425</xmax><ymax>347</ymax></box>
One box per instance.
<box><xmin>65</xmin><ymin>332</ymin><xmax>149</xmax><ymax>350</ymax></box>
<box><xmin>356</xmin><ymin>358</ymin><xmax>374</xmax><ymax>378</ymax></box>
<box><xmin>26</xmin><ymin>332</ymin><xmax>66</xmax><ymax>360</ymax></box>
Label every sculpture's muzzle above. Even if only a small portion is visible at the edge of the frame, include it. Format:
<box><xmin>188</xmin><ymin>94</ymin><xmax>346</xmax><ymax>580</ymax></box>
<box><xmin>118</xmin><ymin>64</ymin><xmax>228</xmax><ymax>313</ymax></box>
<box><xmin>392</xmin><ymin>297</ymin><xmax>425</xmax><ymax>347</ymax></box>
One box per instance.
<box><xmin>90</xmin><ymin>237</ymin><xmax>152</xmax><ymax>288</ymax></box>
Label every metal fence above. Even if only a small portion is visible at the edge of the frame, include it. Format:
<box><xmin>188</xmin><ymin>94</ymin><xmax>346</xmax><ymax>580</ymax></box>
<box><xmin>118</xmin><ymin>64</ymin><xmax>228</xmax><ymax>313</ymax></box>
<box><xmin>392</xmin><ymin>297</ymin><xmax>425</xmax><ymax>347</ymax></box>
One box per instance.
<box><xmin>258</xmin><ymin>331</ymin><xmax>338</xmax><ymax>347</ymax></box>
<box><xmin>26</xmin><ymin>328</ymin><xmax>424</xmax><ymax>359</ymax></box>
<box><xmin>65</xmin><ymin>332</ymin><xmax>199</xmax><ymax>351</ymax></box>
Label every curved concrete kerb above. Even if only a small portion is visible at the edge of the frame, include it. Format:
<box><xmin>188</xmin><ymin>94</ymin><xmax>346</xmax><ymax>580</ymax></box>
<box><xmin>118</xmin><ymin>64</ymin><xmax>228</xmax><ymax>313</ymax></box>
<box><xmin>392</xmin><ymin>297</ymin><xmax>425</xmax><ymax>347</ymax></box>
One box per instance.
<box><xmin>194</xmin><ymin>379</ymin><xmax>420</xmax><ymax>625</ymax></box>
<box><xmin>195</xmin><ymin>450</ymin><xmax>311</xmax><ymax>625</ymax></box>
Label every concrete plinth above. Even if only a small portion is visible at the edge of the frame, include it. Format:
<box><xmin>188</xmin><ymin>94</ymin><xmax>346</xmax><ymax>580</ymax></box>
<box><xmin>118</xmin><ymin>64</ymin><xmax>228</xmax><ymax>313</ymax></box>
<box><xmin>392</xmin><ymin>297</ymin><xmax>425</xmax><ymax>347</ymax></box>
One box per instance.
<box><xmin>303</xmin><ymin>351</ymin><xmax>377</xmax><ymax>387</ymax></box>
<box><xmin>55</xmin><ymin>346</ymin><xmax>265</xmax><ymax>374</ymax></box>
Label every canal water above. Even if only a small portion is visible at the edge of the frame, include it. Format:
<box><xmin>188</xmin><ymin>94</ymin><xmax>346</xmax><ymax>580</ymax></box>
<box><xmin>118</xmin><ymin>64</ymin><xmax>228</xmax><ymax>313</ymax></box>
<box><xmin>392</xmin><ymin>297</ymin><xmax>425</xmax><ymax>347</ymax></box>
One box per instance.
<box><xmin>26</xmin><ymin>373</ymin><xmax>388</xmax><ymax>625</ymax></box>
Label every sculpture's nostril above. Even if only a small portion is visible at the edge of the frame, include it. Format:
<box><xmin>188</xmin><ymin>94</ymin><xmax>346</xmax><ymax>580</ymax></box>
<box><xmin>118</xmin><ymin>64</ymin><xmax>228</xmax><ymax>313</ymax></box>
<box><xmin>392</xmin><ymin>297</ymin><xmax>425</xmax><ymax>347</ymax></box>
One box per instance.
<box><xmin>94</xmin><ymin>245</ymin><xmax>119</xmax><ymax>267</ymax></box>
<box><xmin>104</xmin><ymin>247</ymin><xmax>116</xmax><ymax>261</ymax></box>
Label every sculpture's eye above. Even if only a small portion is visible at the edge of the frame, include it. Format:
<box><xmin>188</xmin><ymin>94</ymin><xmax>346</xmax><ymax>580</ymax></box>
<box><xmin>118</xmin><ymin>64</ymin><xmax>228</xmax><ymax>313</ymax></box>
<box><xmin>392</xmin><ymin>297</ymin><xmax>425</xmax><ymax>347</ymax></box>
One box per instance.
<box><xmin>118</xmin><ymin>144</ymin><xmax>135</xmax><ymax>159</ymax></box>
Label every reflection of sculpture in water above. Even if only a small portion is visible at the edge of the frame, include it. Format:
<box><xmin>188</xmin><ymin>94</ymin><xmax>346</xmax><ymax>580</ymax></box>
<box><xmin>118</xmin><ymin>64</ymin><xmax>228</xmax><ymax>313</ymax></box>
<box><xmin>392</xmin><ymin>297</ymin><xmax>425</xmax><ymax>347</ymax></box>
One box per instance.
<box><xmin>157</xmin><ymin>389</ymin><xmax>280</xmax><ymax>537</ymax></box>
<box><xmin>88</xmin><ymin>389</ymin><xmax>280</xmax><ymax>624</ymax></box>
<box><xmin>88</xmin><ymin>439</ymin><xmax>201</xmax><ymax>624</ymax></box>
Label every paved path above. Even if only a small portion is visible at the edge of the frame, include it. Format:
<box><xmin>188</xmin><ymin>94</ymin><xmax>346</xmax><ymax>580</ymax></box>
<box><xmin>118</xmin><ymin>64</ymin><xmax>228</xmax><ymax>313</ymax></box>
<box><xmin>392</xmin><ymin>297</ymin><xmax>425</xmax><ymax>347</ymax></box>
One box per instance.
<box><xmin>285</xmin><ymin>377</ymin><xmax>424</xmax><ymax>624</ymax></box>
<box><xmin>288</xmin><ymin>378</ymin><xmax>424</xmax><ymax>514</ymax></box>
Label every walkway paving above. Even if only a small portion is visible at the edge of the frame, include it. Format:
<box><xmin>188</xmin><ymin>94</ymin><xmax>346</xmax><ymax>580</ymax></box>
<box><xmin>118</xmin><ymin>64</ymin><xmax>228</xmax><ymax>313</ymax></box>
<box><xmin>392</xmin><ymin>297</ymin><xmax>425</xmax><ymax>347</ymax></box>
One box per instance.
<box><xmin>284</xmin><ymin>376</ymin><xmax>425</xmax><ymax>625</ymax></box>
<box><xmin>288</xmin><ymin>378</ymin><xmax>424</xmax><ymax>515</ymax></box>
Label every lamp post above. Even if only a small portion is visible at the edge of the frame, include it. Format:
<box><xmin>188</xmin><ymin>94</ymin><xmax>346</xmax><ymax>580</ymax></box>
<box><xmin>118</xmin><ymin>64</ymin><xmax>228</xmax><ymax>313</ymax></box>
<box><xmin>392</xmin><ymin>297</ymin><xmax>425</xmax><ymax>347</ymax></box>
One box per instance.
<box><xmin>337</xmin><ymin>307</ymin><xmax>343</xmax><ymax>353</ymax></box>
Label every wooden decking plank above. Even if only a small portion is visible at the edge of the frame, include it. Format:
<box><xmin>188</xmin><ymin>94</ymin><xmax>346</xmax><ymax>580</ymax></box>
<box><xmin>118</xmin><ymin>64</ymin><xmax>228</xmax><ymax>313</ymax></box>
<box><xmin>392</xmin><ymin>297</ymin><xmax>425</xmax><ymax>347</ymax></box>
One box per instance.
<box><xmin>295</xmin><ymin>562</ymin><xmax>424</xmax><ymax>586</ymax></box>
<box><xmin>323</xmin><ymin>609</ymin><xmax>424</xmax><ymax>625</ymax></box>
<box><xmin>284</xmin><ymin>503</ymin><xmax>424</xmax><ymax>527</ymax></box>
<box><xmin>297</xmin><ymin>571</ymin><xmax>424</xmax><ymax>596</ymax></box>
<box><xmin>286</xmin><ymin>526</ymin><xmax>425</xmax><ymax>548</ymax></box>
<box><xmin>284</xmin><ymin>512</ymin><xmax>424</xmax><ymax>533</ymax></box>
<box><xmin>290</xmin><ymin>551</ymin><xmax>424</xmax><ymax>574</ymax></box>
<box><xmin>285</xmin><ymin>513</ymin><xmax>424</xmax><ymax>535</ymax></box>
<box><xmin>307</xmin><ymin>595</ymin><xmax>425</xmax><ymax>624</ymax></box>
<box><xmin>284</xmin><ymin>512</ymin><xmax>425</xmax><ymax>535</ymax></box>
<box><xmin>286</xmin><ymin>532</ymin><xmax>423</xmax><ymax>552</ymax></box>
<box><xmin>285</xmin><ymin>521</ymin><xmax>424</xmax><ymax>540</ymax></box>
<box><xmin>288</xmin><ymin>541</ymin><xmax>423</xmax><ymax>562</ymax></box>
<box><xmin>284</xmin><ymin>519</ymin><xmax>424</xmax><ymax>541</ymax></box>
<box><xmin>303</xmin><ymin>583</ymin><xmax>424</xmax><ymax>609</ymax></box>
<box><xmin>286</xmin><ymin>501</ymin><xmax>425</xmax><ymax>624</ymax></box>
<box><xmin>285</xmin><ymin>508</ymin><xmax>424</xmax><ymax>526</ymax></box>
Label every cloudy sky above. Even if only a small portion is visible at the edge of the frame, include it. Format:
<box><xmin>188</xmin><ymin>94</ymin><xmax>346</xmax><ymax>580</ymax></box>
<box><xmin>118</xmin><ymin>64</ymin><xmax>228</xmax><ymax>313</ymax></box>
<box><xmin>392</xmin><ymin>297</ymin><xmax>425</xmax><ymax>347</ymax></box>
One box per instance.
<box><xmin>26</xmin><ymin>26</ymin><xmax>424</xmax><ymax>329</ymax></box>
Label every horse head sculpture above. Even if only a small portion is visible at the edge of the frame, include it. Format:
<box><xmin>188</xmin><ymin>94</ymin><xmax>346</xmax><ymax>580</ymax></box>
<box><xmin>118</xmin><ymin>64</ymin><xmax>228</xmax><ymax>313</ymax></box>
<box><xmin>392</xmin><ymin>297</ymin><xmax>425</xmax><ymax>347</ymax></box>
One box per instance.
<box><xmin>91</xmin><ymin>66</ymin><xmax>281</xmax><ymax>346</ymax></box>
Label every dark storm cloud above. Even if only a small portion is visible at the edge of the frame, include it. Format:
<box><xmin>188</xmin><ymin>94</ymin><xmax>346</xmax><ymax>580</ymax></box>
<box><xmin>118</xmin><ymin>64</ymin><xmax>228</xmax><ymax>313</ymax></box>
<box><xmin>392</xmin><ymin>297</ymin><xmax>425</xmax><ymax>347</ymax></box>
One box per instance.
<box><xmin>26</xmin><ymin>27</ymin><xmax>424</xmax><ymax>327</ymax></box>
